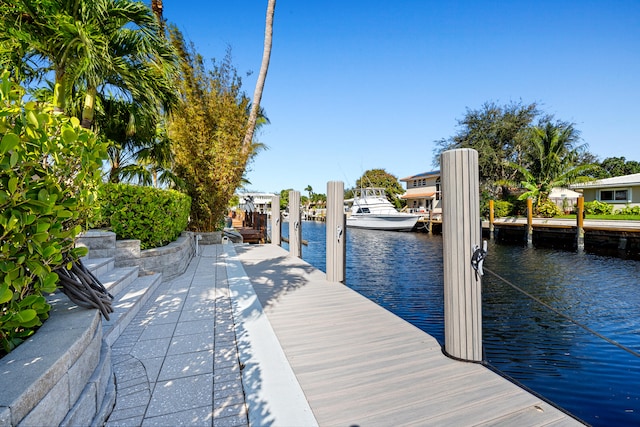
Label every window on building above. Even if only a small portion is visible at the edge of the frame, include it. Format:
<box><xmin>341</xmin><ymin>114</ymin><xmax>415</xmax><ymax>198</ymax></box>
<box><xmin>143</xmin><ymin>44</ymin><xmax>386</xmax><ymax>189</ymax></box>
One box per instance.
<box><xmin>435</xmin><ymin>178</ymin><xmax>441</xmax><ymax>200</ymax></box>
<box><xmin>600</xmin><ymin>189</ymin><xmax>629</xmax><ymax>202</ymax></box>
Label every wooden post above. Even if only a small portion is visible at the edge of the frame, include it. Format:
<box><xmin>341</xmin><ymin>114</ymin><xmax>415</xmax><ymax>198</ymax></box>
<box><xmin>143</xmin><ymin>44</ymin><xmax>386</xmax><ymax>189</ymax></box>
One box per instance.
<box><xmin>576</xmin><ymin>196</ymin><xmax>584</xmax><ymax>251</ymax></box>
<box><xmin>326</xmin><ymin>181</ymin><xmax>345</xmax><ymax>283</ymax></box>
<box><xmin>271</xmin><ymin>195</ymin><xmax>281</xmax><ymax>246</ymax></box>
<box><xmin>526</xmin><ymin>197</ymin><xmax>533</xmax><ymax>247</ymax></box>
<box><xmin>288</xmin><ymin>190</ymin><xmax>302</xmax><ymax>257</ymax></box>
<box><xmin>489</xmin><ymin>199</ymin><xmax>495</xmax><ymax>240</ymax></box>
<box><xmin>441</xmin><ymin>148</ymin><xmax>482</xmax><ymax>362</ymax></box>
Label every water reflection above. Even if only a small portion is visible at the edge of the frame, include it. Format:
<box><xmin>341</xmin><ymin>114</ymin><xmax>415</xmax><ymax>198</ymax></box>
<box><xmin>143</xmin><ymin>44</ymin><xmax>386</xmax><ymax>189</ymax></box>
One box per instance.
<box><xmin>283</xmin><ymin>221</ymin><xmax>640</xmax><ymax>426</ymax></box>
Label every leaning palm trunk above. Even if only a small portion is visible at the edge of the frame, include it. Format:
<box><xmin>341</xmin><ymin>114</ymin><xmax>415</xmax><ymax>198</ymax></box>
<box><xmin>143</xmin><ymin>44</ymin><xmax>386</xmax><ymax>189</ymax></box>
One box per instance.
<box><xmin>241</xmin><ymin>0</ymin><xmax>275</xmax><ymax>157</ymax></box>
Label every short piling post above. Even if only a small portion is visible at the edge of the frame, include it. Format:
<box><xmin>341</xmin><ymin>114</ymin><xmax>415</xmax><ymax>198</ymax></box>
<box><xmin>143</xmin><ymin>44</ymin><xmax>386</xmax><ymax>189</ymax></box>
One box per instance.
<box><xmin>576</xmin><ymin>196</ymin><xmax>584</xmax><ymax>251</ymax></box>
<box><xmin>288</xmin><ymin>190</ymin><xmax>302</xmax><ymax>257</ymax></box>
<box><xmin>526</xmin><ymin>197</ymin><xmax>533</xmax><ymax>247</ymax></box>
<box><xmin>271</xmin><ymin>195</ymin><xmax>281</xmax><ymax>246</ymax></box>
<box><xmin>489</xmin><ymin>199</ymin><xmax>495</xmax><ymax>240</ymax></box>
<box><xmin>326</xmin><ymin>181</ymin><xmax>346</xmax><ymax>283</ymax></box>
<box><xmin>441</xmin><ymin>148</ymin><xmax>483</xmax><ymax>362</ymax></box>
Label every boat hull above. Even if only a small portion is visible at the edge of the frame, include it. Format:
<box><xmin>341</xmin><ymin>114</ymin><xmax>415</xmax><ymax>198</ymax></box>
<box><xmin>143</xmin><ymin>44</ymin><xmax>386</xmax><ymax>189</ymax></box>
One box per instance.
<box><xmin>346</xmin><ymin>214</ymin><xmax>420</xmax><ymax>231</ymax></box>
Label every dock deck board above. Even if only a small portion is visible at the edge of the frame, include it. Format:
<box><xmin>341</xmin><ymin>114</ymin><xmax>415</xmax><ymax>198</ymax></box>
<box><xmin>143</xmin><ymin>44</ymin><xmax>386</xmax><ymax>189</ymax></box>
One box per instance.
<box><xmin>233</xmin><ymin>244</ymin><xmax>584</xmax><ymax>426</ymax></box>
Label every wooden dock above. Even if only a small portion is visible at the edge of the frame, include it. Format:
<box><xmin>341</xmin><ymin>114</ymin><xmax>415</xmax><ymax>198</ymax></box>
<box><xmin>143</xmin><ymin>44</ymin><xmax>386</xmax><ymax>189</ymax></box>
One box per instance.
<box><xmin>231</xmin><ymin>244</ymin><xmax>585</xmax><ymax>426</ymax></box>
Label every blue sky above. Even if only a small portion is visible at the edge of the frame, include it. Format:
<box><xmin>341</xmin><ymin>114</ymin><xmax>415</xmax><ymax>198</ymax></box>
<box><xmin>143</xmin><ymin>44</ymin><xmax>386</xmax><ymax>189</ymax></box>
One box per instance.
<box><xmin>165</xmin><ymin>1</ymin><xmax>640</xmax><ymax>195</ymax></box>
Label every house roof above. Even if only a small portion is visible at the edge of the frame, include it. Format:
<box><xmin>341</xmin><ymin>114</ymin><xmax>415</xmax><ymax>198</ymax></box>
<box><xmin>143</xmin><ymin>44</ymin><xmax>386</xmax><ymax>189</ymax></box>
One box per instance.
<box><xmin>400</xmin><ymin>191</ymin><xmax>435</xmax><ymax>199</ymax></box>
<box><xmin>400</xmin><ymin>170</ymin><xmax>440</xmax><ymax>182</ymax></box>
<box><xmin>570</xmin><ymin>173</ymin><xmax>640</xmax><ymax>189</ymax></box>
<box><xmin>549</xmin><ymin>187</ymin><xmax>581</xmax><ymax>199</ymax></box>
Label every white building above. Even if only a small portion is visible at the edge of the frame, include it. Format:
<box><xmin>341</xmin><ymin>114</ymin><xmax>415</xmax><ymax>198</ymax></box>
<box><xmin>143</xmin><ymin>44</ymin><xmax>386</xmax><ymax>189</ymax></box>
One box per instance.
<box><xmin>400</xmin><ymin>170</ymin><xmax>442</xmax><ymax>218</ymax></box>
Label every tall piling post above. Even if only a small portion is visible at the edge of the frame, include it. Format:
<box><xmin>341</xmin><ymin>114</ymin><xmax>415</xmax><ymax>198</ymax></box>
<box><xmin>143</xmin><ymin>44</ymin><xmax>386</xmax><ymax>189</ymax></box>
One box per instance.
<box><xmin>489</xmin><ymin>199</ymin><xmax>495</xmax><ymax>240</ymax></box>
<box><xmin>288</xmin><ymin>190</ymin><xmax>302</xmax><ymax>257</ymax></box>
<box><xmin>271</xmin><ymin>195</ymin><xmax>281</xmax><ymax>246</ymax></box>
<box><xmin>526</xmin><ymin>197</ymin><xmax>533</xmax><ymax>247</ymax></box>
<box><xmin>441</xmin><ymin>148</ymin><xmax>483</xmax><ymax>362</ymax></box>
<box><xmin>326</xmin><ymin>181</ymin><xmax>346</xmax><ymax>283</ymax></box>
<box><xmin>576</xmin><ymin>196</ymin><xmax>585</xmax><ymax>251</ymax></box>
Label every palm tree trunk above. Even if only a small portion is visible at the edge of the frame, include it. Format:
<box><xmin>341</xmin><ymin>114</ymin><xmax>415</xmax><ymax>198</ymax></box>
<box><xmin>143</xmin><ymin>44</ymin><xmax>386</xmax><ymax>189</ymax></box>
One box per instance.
<box><xmin>52</xmin><ymin>68</ymin><xmax>66</xmax><ymax>115</ymax></box>
<box><xmin>241</xmin><ymin>0</ymin><xmax>275</xmax><ymax>157</ymax></box>
<box><xmin>81</xmin><ymin>86</ymin><xmax>97</xmax><ymax>129</ymax></box>
<box><xmin>151</xmin><ymin>0</ymin><xmax>164</xmax><ymax>33</ymax></box>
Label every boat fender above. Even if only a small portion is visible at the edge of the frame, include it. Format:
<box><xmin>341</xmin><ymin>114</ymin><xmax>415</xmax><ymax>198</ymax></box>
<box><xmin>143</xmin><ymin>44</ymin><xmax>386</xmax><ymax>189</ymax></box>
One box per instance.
<box><xmin>471</xmin><ymin>241</ymin><xmax>488</xmax><ymax>279</ymax></box>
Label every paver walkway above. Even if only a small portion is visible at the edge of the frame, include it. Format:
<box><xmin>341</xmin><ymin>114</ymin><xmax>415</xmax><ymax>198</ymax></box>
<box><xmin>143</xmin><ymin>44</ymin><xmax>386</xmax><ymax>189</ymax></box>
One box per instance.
<box><xmin>106</xmin><ymin>245</ymin><xmax>248</xmax><ymax>427</ymax></box>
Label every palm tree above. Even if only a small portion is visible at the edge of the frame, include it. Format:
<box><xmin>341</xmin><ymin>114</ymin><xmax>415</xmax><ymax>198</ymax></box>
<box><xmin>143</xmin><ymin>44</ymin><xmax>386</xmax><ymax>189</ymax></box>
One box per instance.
<box><xmin>511</xmin><ymin>121</ymin><xmax>598</xmax><ymax>209</ymax></box>
<box><xmin>0</xmin><ymin>0</ymin><xmax>178</xmax><ymax>127</ymax></box>
<box><xmin>241</xmin><ymin>0</ymin><xmax>275</xmax><ymax>157</ymax></box>
<box><xmin>98</xmin><ymin>96</ymin><xmax>155</xmax><ymax>184</ymax></box>
<box><xmin>75</xmin><ymin>0</ymin><xmax>178</xmax><ymax>129</ymax></box>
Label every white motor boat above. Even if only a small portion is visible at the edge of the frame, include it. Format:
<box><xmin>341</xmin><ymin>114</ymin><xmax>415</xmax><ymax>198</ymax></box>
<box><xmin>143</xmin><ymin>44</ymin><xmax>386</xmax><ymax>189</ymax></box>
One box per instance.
<box><xmin>346</xmin><ymin>187</ymin><xmax>420</xmax><ymax>231</ymax></box>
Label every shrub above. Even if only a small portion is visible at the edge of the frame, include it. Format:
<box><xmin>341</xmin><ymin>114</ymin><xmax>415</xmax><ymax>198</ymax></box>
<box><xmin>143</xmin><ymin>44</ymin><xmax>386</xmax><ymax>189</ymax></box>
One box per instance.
<box><xmin>482</xmin><ymin>199</ymin><xmax>514</xmax><ymax>218</ymax></box>
<box><xmin>616</xmin><ymin>205</ymin><xmax>640</xmax><ymax>215</ymax></box>
<box><xmin>0</xmin><ymin>72</ymin><xmax>108</xmax><ymax>356</ymax></box>
<box><xmin>535</xmin><ymin>199</ymin><xmax>562</xmax><ymax>218</ymax></box>
<box><xmin>584</xmin><ymin>200</ymin><xmax>613</xmax><ymax>215</ymax></box>
<box><xmin>99</xmin><ymin>183</ymin><xmax>191</xmax><ymax>249</ymax></box>
<box><xmin>493</xmin><ymin>200</ymin><xmax>514</xmax><ymax>218</ymax></box>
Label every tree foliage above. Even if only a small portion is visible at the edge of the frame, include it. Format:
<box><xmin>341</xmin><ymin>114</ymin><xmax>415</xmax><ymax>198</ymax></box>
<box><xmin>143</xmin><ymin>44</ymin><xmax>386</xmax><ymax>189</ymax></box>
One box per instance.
<box><xmin>434</xmin><ymin>101</ymin><xmax>542</xmax><ymax>197</ymax></box>
<box><xmin>512</xmin><ymin>121</ymin><xmax>599</xmax><ymax>211</ymax></box>
<box><xmin>597</xmin><ymin>156</ymin><xmax>640</xmax><ymax>178</ymax></box>
<box><xmin>168</xmin><ymin>27</ymin><xmax>260</xmax><ymax>231</ymax></box>
<box><xmin>0</xmin><ymin>0</ymin><xmax>178</xmax><ymax>127</ymax></box>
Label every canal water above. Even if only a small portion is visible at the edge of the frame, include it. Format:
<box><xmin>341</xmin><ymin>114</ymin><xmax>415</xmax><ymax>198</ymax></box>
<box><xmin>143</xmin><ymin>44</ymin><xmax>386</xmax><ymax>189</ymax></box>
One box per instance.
<box><xmin>282</xmin><ymin>221</ymin><xmax>640</xmax><ymax>426</ymax></box>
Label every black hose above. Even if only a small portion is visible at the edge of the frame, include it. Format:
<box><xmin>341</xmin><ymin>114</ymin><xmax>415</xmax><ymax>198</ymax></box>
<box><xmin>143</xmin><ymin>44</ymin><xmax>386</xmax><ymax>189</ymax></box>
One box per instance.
<box><xmin>54</xmin><ymin>258</ymin><xmax>114</xmax><ymax>320</ymax></box>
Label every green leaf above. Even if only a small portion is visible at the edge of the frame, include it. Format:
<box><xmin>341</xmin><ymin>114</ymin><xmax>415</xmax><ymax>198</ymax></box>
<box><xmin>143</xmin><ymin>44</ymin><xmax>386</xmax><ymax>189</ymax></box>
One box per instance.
<box><xmin>8</xmin><ymin>177</ymin><xmax>18</xmax><ymax>194</ymax></box>
<box><xmin>0</xmin><ymin>284</ymin><xmax>12</xmax><ymax>304</ymax></box>
<box><xmin>42</xmin><ymin>272</ymin><xmax>58</xmax><ymax>293</ymax></box>
<box><xmin>27</xmin><ymin>110</ymin><xmax>39</xmax><ymax>128</ymax></box>
<box><xmin>10</xmin><ymin>150</ymin><xmax>19</xmax><ymax>167</ymax></box>
<box><xmin>62</xmin><ymin>128</ymin><xmax>77</xmax><ymax>144</ymax></box>
<box><xmin>56</xmin><ymin>209</ymin><xmax>73</xmax><ymax>218</ymax></box>
<box><xmin>0</xmin><ymin>133</ymin><xmax>19</xmax><ymax>153</ymax></box>
<box><xmin>14</xmin><ymin>309</ymin><xmax>37</xmax><ymax>323</ymax></box>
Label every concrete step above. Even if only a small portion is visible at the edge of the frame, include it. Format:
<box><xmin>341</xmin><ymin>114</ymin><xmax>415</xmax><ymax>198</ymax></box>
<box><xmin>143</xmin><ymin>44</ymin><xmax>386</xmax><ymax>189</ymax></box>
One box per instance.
<box><xmin>102</xmin><ymin>273</ymin><xmax>163</xmax><ymax>346</ymax></box>
<box><xmin>82</xmin><ymin>257</ymin><xmax>115</xmax><ymax>278</ymax></box>
<box><xmin>98</xmin><ymin>266</ymin><xmax>139</xmax><ymax>298</ymax></box>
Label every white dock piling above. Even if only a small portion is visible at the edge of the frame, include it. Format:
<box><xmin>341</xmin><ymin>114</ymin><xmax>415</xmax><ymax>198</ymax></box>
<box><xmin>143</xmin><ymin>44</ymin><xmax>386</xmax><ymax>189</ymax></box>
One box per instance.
<box><xmin>288</xmin><ymin>190</ymin><xmax>302</xmax><ymax>257</ymax></box>
<box><xmin>271</xmin><ymin>195</ymin><xmax>281</xmax><ymax>246</ymax></box>
<box><xmin>441</xmin><ymin>148</ymin><xmax>483</xmax><ymax>362</ymax></box>
<box><xmin>326</xmin><ymin>181</ymin><xmax>345</xmax><ymax>283</ymax></box>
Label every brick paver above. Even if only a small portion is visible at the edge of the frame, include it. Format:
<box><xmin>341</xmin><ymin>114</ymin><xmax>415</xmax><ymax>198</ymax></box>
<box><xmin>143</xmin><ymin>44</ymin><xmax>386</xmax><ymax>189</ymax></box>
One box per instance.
<box><xmin>106</xmin><ymin>245</ymin><xmax>248</xmax><ymax>427</ymax></box>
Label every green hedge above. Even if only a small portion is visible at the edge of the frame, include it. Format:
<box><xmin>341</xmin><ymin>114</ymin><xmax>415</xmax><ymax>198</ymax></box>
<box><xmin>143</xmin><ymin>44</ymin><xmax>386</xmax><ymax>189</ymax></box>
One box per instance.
<box><xmin>584</xmin><ymin>200</ymin><xmax>613</xmax><ymax>215</ymax></box>
<box><xmin>616</xmin><ymin>205</ymin><xmax>640</xmax><ymax>215</ymax></box>
<box><xmin>99</xmin><ymin>183</ymin><xmax>191</xmax><ymax>250</ymax></box>
<box><xmin>482</xmin><ymin>199</ymin><xmax>514</xmax><ymax>218</ymax></box>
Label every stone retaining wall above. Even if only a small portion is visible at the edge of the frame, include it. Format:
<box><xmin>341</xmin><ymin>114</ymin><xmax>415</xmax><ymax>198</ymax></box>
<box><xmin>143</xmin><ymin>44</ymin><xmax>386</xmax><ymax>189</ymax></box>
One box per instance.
<box><xmin>0</xmin><ymin>296</ymin><xmax>114</xmax><ymax>427</ymax></box>
<box><xmin>78</xmin><ymin>230</ymin><xmax>197</xmax><ymax>281</ymax></box>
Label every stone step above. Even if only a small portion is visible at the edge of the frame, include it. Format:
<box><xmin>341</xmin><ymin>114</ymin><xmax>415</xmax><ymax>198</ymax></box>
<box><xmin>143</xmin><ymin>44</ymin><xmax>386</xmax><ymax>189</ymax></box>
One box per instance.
<box><xmin>82</xmin><ymin>257</ymin><xmax>115</xmax><ymax>278</ymax></box>
<box><xmin>98</xmin><ymin>265</ymin><xmax>139</xmax><ymax>298</ymax></box>
<box><xmin>102</xmin><ymin>273</ymin><xmax>163</xmax><ymax>346</ymax></box>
